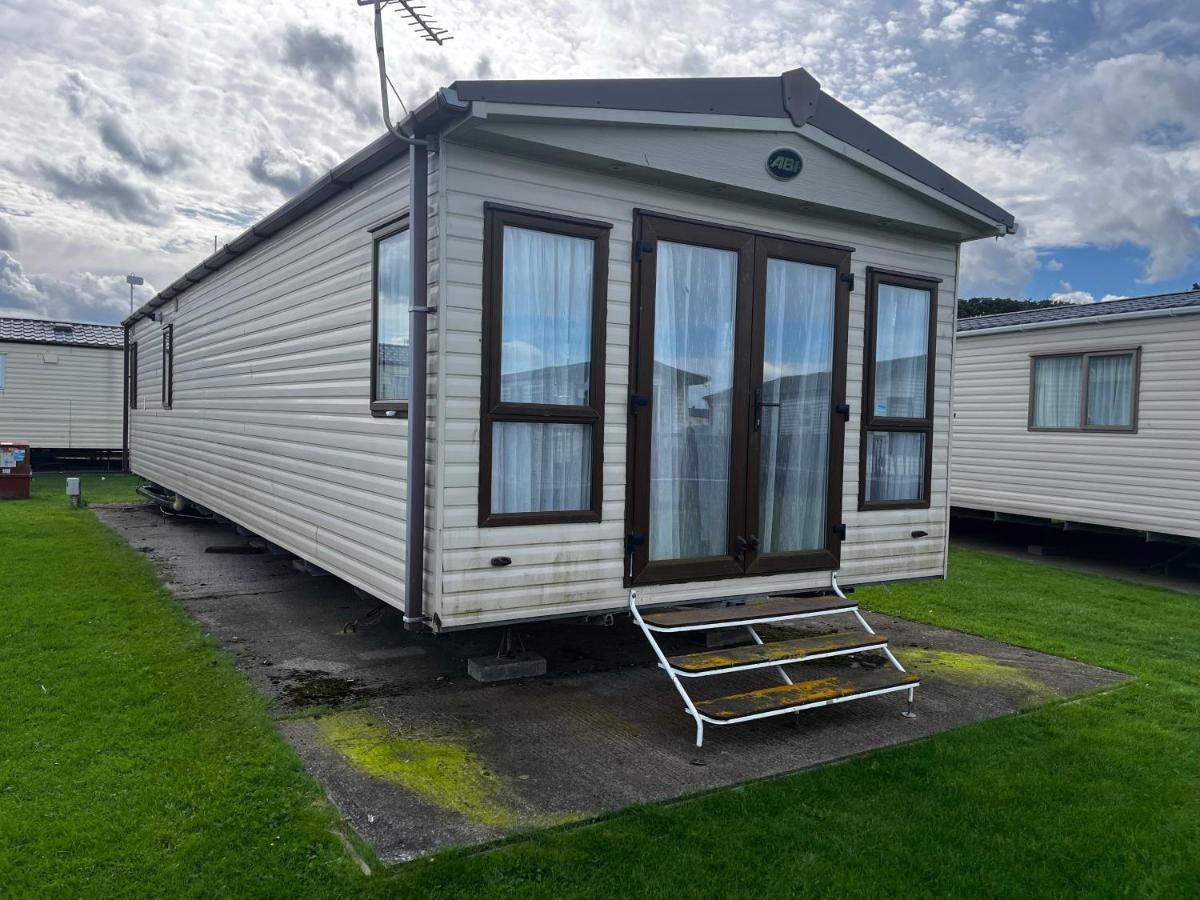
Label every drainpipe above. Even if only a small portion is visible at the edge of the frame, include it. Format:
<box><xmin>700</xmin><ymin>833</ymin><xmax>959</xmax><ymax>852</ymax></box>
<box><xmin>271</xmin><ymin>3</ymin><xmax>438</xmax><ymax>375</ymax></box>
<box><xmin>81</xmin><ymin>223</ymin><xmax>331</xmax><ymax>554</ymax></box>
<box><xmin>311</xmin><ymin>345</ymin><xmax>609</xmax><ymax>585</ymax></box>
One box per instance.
<box><xmin>404</xmin><ymin>141</ymin><xmax>430</xmax><ymax>631</ymax></box>
<box><xmin>122</xmin><ymin>323</ymin><xmax>130</xmax><ymax>473</ymax></box>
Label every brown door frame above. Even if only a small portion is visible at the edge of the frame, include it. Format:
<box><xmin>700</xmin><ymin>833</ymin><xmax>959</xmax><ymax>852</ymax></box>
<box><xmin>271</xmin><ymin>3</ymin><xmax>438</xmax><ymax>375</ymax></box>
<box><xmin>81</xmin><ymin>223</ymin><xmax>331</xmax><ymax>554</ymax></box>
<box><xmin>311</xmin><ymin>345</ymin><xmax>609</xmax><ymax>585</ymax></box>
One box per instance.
<box><xmin>743</xmin><ymin>236</ymin><xmax>850</xmax><ymax>576</ymax></box>
<box><xmin>626</xmin><ymin>212</ymin><xmax>850</xmax><ymax>586</ymax></box>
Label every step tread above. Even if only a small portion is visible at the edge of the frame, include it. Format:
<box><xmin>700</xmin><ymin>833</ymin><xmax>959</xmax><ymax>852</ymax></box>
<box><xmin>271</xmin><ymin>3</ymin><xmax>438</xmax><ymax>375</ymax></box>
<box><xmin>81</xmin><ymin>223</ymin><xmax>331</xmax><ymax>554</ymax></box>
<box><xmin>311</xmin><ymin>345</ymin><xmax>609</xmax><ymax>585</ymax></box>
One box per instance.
<box><xmin>641</xmin><ymin>595</ymin><xmax>854</xmax><ymax>629</ymax></box>
<box><xmin>694</xmin><ymin>669</ymin><xmax>919</xmax><ymax>721</ymax></box>
<box><xmin>668</xmin><ymin>631</ymin><xmax>888</xmax><ymax>673</ymax></box>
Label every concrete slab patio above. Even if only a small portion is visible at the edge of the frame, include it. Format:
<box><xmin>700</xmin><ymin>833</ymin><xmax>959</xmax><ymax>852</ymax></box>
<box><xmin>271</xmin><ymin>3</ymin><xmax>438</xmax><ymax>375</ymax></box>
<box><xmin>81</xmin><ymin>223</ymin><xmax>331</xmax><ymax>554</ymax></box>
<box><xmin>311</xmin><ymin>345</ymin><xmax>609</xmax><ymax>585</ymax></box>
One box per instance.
<box><xmin>97</xmin><ymin>504</ymin><xmax>1127</xmax><ymax>863</ymax></box>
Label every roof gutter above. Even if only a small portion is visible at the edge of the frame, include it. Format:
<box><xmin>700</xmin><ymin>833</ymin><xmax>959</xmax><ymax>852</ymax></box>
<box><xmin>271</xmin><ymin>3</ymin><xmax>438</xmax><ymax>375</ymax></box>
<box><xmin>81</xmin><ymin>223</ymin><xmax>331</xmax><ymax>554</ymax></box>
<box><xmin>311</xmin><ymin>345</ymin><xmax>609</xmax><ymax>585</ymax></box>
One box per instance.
<box><xmin>959</xmin><ymin>304</ymin><xmax>1200</xmax><ymax>337</ymax></box>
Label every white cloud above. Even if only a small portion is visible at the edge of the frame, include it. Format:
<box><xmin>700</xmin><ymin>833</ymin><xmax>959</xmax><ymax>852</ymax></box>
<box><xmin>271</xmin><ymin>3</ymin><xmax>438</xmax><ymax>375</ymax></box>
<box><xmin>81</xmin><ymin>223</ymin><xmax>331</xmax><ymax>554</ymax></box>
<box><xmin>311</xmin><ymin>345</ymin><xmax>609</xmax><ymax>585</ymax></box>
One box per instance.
<box><xmin>0</xmin><ymin>0</ymin><xmax>1196</xmax><ymax>323</ymax></box>
<box><xmin>1047</xmin><ymin>290</ymin><xmax>1130</xmax><ymax>305</ymax></box>
<box><xmin>0</xmin><ymin>250</ymin><xmax>154</xmax><ymax>322</ymax></box>
<box><xmin>1043</xmin><ymin>258</ymin><xmax>1063</xmax><ymax>271</ymax></box>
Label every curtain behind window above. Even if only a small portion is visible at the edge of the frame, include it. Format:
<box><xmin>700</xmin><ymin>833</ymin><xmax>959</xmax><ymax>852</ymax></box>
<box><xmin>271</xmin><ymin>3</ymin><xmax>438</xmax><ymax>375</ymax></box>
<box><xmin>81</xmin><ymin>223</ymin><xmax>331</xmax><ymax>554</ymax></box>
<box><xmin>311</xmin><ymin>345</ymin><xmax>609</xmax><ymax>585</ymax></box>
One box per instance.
<box><xmin>865</xmin><ymin>431</ymin><xmax>925</xmax><ymax>502</ymax></box>
<box><xmin>490</xmin><ymin>225</ymin><xmax>595</xmax><ymax>514</ymax></box>
<box><xmin>376</xmin><ymin>231</ymin><xmax>411</xmax><ymax>401</ymax></box>
<box><xmin>499</xmin><ymin>226</ymin><xmax>594</xmax><ymax>406</ymax></box>
<box><xmin>1086</xmin><ymin>354</ymin><xmax>1133</xmax><ymax>427</ymax></box>
<box><xmin>758</xmin><ymin>259</ymin><xmax>835</xmax><ymax>554</ymax></box>
<box><xmin>492</xmin><ymin>422</ymin><xmax>591</xmax><ymax>513</ymax></box>
<box><xmin>649</xmin><ymin>241</ymin><xmax>737</xmax><ymax>561</ymax></box>
<box><xmin>1032</xmin><ymin>356</ymin><xmax>1082</xmax><ymax>427</ymax></box>
<box><xmin>873</xmin><ymin>284</ymin><xmax>929</xmax><ymax>418</ymax></box>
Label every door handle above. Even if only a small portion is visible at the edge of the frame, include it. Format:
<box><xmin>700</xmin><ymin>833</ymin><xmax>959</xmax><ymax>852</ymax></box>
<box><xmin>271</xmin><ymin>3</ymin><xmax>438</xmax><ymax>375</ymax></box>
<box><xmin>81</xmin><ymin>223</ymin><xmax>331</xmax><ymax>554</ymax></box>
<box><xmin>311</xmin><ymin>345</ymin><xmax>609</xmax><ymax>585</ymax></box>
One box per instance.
<box><xmin>754</xmin><ymin>390</ymin><xmax>780</xmax><ymax>431</ymax></box>
<box><xmin>735</xmin><ymin>535</ymin><xmax>760</xmax><ymax>561</ymax></box>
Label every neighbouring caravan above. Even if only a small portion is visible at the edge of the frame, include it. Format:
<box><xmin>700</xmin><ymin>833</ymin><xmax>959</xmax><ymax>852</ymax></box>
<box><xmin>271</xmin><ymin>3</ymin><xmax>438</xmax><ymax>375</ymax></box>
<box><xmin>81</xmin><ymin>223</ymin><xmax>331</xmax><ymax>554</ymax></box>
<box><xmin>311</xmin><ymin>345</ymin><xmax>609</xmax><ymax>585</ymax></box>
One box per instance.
<box><xmin>0</xmin><ymin>318</ymin><xmax>124</xmax><ymax>465</ymax></box>
<box><xmin>953</xmin><ymin>290</ymin><xmax>1200</xmax><ymax>542</ymax></box>
<box><xmin>125</xmin><ymin>70</ymin><xmax>1015</xmax><ymax>638</ymax></box>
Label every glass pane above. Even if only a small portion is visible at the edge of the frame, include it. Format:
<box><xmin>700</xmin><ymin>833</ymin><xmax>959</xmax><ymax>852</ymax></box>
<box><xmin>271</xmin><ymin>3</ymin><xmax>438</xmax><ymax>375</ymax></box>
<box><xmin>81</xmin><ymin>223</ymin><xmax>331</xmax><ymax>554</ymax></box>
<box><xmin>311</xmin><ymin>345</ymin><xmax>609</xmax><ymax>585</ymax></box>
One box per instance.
<box><xmin>491</xmin><ymin>422</ymin><xmax>591</xmax><ymax>514</ymax></box>
<box><xmin>1086</xmin><ymin>354</ymin><xmax>1133</xmax><ymax>427</ymax></box>
<box><xmin>500</xmin><ymin>226</ymin><xmax>594</xmax><ymax>406</ymax></box>
<box><xmin>376</xmin><ymin>230</ymin><xmax>410</xmax><ymax>401</ymax></box>
<box><xmin>1032</xmin><ymin>356</ymin><xmax>1082</xmax><ymax>427</ymax></box>
<box><xmin>872</xmin><ymin>283</ymin><xmax>930</xmax><ymax>418</ymax></box>
<box><xmin>649</xmin><ymin>241</ymin><xmax>738</xmax><ymax>561</ymax></box>
<box><xmin>865</xmin><ymin>431</ymin><xmax>926</xmax><ymax>502</ymax></box>
<box><xmin>759</xmin><ymin>258</ymin><xmax>836</xmax><ymax>554</ymax></box>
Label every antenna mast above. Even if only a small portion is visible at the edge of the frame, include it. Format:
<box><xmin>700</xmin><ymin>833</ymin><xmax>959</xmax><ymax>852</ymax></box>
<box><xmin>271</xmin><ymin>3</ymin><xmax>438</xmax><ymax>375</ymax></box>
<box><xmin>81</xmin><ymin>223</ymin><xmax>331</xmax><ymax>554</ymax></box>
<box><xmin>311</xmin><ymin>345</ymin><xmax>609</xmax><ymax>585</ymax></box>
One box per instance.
<box><xmin>357</xmin><ymin>0</ymin><xmax>453</xmax><ymax>146</ymax></box>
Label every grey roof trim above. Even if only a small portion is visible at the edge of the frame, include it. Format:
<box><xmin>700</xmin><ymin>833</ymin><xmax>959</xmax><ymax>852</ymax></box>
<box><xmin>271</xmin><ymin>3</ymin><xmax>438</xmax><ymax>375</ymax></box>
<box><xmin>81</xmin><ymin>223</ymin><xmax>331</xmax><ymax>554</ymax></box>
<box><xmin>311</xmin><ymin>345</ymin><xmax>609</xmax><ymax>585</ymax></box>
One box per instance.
<box><xmin>123</xmin><ymin>88</ymin><xmax>468</xmax><ymax>326</ymax></box>
<box><xmin>0</xmin><ymin>317</ymin><xmax>124</xmax><ymax>349</ymax></box>
<box><xmin>958</xmin><ymin>289</ymin><xmax>1200</xmax><ymax>334</ymax></box>
<box><xmin>449</xmin><ymin>69</ymin><xmax>1015</xmax><ymax>230</ymax></box>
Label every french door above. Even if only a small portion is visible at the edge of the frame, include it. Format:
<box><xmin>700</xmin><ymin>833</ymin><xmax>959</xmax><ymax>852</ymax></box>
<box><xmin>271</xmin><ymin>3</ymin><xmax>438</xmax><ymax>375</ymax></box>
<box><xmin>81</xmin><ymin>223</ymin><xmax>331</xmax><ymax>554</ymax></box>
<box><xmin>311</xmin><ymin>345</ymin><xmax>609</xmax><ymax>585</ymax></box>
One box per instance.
<box><xmin>626</xmin><ymin>213</ymin><xmax>850</xmax><ymax>585</ymax></box>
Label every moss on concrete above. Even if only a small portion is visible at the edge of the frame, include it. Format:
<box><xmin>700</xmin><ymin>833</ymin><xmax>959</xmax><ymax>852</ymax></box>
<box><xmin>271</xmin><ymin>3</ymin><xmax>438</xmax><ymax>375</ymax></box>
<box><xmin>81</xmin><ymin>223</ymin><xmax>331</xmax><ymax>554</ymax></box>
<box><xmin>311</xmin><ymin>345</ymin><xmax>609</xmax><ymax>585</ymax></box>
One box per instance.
<box><xmin>316</xmin><ymin>709</ymin><xmax>517</xmax><ymax>828</ymax></box>
<box><xmin>899</xmin><ymin>648</ymin><xmax>1058</xmax><ymax>702</ymax></box>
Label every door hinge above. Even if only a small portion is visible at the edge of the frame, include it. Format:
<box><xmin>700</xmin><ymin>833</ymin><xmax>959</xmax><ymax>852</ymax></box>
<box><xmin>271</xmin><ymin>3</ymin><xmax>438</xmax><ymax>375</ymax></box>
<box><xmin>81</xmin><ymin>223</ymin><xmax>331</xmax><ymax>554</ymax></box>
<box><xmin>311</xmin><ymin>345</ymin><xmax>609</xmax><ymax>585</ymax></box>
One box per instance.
<box><xmin>625</xmin><ymin>532</ymin><xmax>647</xmax><ymax>555</ymax></box>
<box><xmin>628</xmin><ymin>393</ymin><xmax>650</xmax><ymax>417</ymax></box>
<box><xmin>635</xmin><ymin>239</ymin><xmax>654</xmax><ymax>262</ymax></box>
<box><xmin>833</xmin><ymin>523</ymin><xmax>847</xmax><ymax>540</ymax></box>
<box><xmin>840</xmin><ymin>272</ymin><xmax>855</xmax><ymax>291</ymax></box>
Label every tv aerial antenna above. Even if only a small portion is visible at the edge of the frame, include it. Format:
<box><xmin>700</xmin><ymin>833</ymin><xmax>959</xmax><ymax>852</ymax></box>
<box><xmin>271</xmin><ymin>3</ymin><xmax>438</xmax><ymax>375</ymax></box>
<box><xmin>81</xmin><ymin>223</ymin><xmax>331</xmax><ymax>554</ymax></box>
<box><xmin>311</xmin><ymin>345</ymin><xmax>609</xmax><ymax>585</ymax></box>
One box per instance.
<box><xmin>357</xmin><ymin>0</ymin><xmax>453</xmax><ymax>147</ymax></box>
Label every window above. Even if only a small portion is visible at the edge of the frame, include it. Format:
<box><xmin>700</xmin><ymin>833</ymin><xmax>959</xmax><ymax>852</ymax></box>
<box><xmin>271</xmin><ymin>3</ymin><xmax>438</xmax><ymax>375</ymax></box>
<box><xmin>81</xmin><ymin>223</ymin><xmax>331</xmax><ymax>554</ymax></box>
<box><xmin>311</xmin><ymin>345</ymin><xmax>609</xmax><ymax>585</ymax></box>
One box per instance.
<box><xmin>860</xmin><ymin>269</ymin><xmax>938</xmax><ymax>509</ymax></box>
<box><xmin>478</xmin><ymin>205</ymin><xmax>611</xmax><ymax>526</ymax></box>
<box><xmin>371</xmin><ymin>219</ymin><xmax>411</xmax><ymax>416</ymax></box>
<box><xmin>0</xmin><ymin>353</ymin><xmax>5</xmax><ymax>391</ymax></box>
<box><xmin>161</xmin><ymin>325</ymin><xmax>174</xmax><ymax>409</ymax></box>
<box><xmin>127</xmin><ymin>341</ymin><xmax>138</xmax><ymax>409</ymax></box>
<box><xmin>1030</xmin><ymin>349</ymin><xmax>1139</xmax><ymax>432</ymax></box>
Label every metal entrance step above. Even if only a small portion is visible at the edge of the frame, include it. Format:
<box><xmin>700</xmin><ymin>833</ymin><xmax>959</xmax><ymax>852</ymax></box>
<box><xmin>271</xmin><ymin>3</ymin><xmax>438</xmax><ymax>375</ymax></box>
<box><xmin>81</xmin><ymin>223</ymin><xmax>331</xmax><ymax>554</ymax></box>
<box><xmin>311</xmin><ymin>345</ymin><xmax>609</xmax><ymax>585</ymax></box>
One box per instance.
<box><xmin>629</xmin><ymin>573</ymin><xmax>918</xmax><ymax>746</ymax></box>
<box><xmin>640</xmin><ymin>594</ymin><xmax>856</xmax><ymax>631</ymax></box>
<box><xmin>694</xmin><ymin>669</ymin><xmax>920</xmax><ymax>721</ymax></box>
<box><xmin>667</xmin><ymin>631</ymin><xmax>889</xmax><ymax>676</ymax></box>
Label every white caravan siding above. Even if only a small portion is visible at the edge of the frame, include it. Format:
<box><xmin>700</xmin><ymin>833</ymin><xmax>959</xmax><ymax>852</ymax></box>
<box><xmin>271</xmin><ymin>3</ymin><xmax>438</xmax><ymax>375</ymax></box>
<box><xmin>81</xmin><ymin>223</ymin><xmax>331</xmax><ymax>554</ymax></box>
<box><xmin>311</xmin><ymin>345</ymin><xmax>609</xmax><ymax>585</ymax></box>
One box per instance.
<box><xmin>953</xmin><ymin>314</ymin><xmax>1200</xmax><ymax>539</ymax></box>
<box><xmin>0</xmin><ymin>341</ymin><xmax>122</xmax><ymax>448</ymax></box>
<box><xmin>129</xmin><ymin>153</ymin><xmax>433</xmax><ymax>606</ymax></box>
<box><xmin>431</xmin><ymin>140</ymin><xmax>959</xmax><ymax>629</ymax></box>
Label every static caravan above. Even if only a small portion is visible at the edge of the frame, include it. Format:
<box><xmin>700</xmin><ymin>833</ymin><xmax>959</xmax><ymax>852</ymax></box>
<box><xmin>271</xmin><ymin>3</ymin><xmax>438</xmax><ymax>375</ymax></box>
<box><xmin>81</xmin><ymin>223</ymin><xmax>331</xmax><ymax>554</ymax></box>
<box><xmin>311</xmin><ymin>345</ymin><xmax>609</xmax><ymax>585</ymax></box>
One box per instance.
<box><xmin>0</xmin><ymin>317</ymin><xmax>124</xmax><ymax>465</ymax></box>
<box><xmin>953</xmin><ymin>290</ymin><xmax>1200</xmax><ymax>542</ymax></box>
<box><xmin>125</xmin><ymin>70</ymin><xmax>1013</xmax><ymax>740</ymax></box>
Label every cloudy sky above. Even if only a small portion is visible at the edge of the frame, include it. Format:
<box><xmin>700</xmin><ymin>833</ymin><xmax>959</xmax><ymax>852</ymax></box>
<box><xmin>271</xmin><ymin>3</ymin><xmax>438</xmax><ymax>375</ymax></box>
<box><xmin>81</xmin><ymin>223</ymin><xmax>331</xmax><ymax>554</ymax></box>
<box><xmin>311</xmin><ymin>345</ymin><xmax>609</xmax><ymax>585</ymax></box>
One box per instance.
<box><xmin>1</xmin><ymin>0</ymin><xmax>1197</xmax><ymax>324</ymax></box>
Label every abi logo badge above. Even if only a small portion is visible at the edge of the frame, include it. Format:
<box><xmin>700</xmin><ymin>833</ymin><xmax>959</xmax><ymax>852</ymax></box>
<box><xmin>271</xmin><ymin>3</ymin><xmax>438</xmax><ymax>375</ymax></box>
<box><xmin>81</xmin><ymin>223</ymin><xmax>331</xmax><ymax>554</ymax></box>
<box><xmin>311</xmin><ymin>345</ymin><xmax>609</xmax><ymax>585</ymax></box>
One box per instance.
<box><xmin>766</xmin><ymin>147</ymin><xmax>803</xmax><ymax>181</ymax></box>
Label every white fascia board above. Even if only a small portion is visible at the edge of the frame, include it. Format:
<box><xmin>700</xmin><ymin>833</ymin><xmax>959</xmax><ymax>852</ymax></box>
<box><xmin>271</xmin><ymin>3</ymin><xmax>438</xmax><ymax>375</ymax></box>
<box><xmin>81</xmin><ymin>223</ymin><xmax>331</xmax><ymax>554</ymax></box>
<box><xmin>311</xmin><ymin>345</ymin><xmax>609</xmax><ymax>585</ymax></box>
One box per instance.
<box><xmin>464</xmin><ymin>101</ymin><xmax>1011</xmax><ymax>237</ymax></box>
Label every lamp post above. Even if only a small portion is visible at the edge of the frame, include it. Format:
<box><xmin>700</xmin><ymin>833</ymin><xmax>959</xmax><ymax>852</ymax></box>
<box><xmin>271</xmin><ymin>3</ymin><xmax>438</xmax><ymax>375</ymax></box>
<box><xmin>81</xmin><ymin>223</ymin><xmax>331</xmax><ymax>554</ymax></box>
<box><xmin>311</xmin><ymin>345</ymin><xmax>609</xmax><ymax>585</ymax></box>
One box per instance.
<box><xmin>125</xmin><ymin>274</ymin><xmax>144</xmax><ymax>314</ymax></box>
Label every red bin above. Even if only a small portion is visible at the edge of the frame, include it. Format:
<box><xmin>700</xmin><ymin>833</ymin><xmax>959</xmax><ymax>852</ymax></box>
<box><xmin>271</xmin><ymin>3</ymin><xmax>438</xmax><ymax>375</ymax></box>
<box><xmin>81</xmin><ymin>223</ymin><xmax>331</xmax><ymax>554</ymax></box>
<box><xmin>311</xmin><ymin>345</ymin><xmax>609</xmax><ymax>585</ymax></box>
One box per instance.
<box><xmin>0</xmin><ymin>441</ymin><xmax>32</xmax><ymax>500</ymax></box>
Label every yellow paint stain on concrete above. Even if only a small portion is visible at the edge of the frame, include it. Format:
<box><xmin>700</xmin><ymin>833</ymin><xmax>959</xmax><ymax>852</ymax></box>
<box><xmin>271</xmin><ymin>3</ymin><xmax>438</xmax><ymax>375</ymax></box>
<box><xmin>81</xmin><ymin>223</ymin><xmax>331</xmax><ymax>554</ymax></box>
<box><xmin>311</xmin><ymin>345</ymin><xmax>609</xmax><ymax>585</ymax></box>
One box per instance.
<box><xmin>899</xmin><ymin>648</ymin><xmax>1058</xmax><ymax>701</ymax></box>
<box><xmin>316</xmin><ymin>709</ymin><xmax>518</xmax><ymax>828</ymax></box>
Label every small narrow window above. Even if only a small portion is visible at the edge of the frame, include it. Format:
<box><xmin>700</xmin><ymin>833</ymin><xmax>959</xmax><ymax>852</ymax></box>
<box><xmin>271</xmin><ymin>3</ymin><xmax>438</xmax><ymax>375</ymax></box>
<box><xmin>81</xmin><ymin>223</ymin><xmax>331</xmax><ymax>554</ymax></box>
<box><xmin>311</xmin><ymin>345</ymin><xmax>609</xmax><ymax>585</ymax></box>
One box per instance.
<box><xmin>161</xmin><ymin>324</ymin><xmax>174</xmax><ymax>409</ymax></box>
<box><xmin>860</xmin><ymin>269</ymin><xmax>938</xmax><ymax>510</ymax></box>
<box><xmin>1030</xmin><ymin>349</ymin><xmax>1139</xmax><ymax>431</ymax></box>
<box><xmin>128</xmin><ymin>341</ymin><xmax>139</xmax><ymax>409</ymax></box>
<box><xmin>371</xmin><ymin>220</ymin><xmax>411</xmax><ymax>416</ymax></box>
<box><xmin>0</xmin><ymin>353</ymin><xmax>6</xmax><ymax>391</ymax></box>
<box><xmin>479</xmin><ymin>205</ymin><xmax>611</xmax><ymax>526</ymax></box>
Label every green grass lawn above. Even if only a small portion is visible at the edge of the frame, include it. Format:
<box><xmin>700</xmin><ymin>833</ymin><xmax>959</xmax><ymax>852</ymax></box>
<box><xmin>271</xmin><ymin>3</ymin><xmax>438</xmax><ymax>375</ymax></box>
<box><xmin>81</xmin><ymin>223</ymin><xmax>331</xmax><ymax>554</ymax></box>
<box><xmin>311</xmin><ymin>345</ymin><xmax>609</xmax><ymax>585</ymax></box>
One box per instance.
<box><xmin>3</xmin><ymin>475</ymin><xmax>1199</xmax><ymax>896</ymax></box>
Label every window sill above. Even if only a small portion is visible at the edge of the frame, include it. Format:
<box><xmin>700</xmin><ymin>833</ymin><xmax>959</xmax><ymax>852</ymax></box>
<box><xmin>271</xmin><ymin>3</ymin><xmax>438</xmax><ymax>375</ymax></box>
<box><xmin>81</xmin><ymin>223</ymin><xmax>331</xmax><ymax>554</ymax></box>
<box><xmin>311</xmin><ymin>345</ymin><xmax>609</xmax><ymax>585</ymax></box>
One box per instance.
<box><xmin>1027</xmin><ymin>425</ymin><xmax>1137</xmax><ymax>434</ymax></box>
<box><xmin>479</xmin><ymin>509</ymin><xmax>602</xmax><ymax>528</ymax></box>
<box><xmin>859</xmin><ymin>499</ymin><xmax>932</xmax><ymax>512</ymax></box>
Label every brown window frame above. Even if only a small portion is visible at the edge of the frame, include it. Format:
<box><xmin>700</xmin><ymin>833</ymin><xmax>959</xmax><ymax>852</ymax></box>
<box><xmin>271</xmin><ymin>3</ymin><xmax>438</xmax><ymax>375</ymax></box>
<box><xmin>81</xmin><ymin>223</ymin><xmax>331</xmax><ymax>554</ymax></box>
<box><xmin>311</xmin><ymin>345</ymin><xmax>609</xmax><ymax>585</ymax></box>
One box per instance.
<box><xmin>127</xmin><ymin>341</ymin><xmax>138</xmax><ymax>410</ymax></box>
<box><xmin>859</xmin><ymin>267</ymin><xmax>939</xmax><ymax>512</ymax></box>
<box><xmin>478</xmin><ymin>203</ymin><xmax>611</xmax><ymax>527</ymax></box>
<box><xmin>161</xmin><ymin>324</ymin><xmax>174</xmax><ymax>409</ymax></box>
<box><xmin>1027</xmin><ymin>347</ymin><xmax>1141</xmax><ymax>433</ymax></box>
<box><xmin>370</xmin><ymin>215</ymin><xmax>411</xmax><ymax>418</ymax></box>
